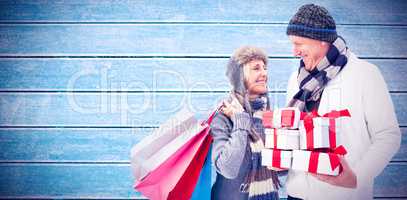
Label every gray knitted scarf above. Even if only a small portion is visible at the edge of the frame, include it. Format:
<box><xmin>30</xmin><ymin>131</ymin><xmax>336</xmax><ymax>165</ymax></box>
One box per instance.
<box><xmin>233</xmin><ymin>92</ymin><xmax>280</xmax><ymax>200</ymax></box>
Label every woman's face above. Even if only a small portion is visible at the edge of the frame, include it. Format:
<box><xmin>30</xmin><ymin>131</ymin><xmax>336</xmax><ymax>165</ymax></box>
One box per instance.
<box><xmin>243</xmin><ymin>59</ymin><xmax>268</xmax><ymax>95</ymax></box>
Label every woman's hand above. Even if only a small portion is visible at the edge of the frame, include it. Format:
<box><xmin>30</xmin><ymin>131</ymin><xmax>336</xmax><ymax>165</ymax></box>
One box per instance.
<box><xmin>221</xmin><ymin>96</ymin><xmax>244</xmax><ymax>118</ymax></box>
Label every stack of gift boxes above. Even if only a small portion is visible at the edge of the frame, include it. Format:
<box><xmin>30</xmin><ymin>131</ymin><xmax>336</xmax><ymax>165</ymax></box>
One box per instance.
<box><xmin>261</xmin><ymin>107</ymin><xmax>351</xmax><ymax>176</ymax></box>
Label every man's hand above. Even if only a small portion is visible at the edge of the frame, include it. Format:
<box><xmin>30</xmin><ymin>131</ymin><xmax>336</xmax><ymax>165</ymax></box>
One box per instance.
<box><xmin>311</xmin><ymin>156</ymin><xmax>357</xmax><ymax>188</ymax></box>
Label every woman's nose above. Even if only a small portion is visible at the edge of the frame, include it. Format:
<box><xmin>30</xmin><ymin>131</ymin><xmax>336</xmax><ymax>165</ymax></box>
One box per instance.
<box><xmin>260</xmin><ymin>67</ymin><xmax>267</xmax><ymax>77</ymax></box>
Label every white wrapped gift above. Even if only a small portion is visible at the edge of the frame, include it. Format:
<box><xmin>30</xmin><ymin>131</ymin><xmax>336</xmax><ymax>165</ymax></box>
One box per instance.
<box><xmin>261</xmin><ymin>149</ymin><xmax>293</xmax><ymax>169</ymax></box>
<box><xmin>299</xmin><ymin>117</ymin><xmax>348</xmax><ymax>150</ymax></box>
<box><xmin>265</xmin><ymin>128</ymin><xmax>300</xmax><ymax>150</ymax></box>
<box><xmin>291</xmin><ymin>149</ymin><xmax>343</xmax><ymax>176</ymax></box>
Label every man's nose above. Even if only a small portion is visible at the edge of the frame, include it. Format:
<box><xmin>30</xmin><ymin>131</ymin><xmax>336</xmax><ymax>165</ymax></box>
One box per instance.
<box><xmin>293</xmin><ymin>47</ymin><xmax>301</xmax><ymax>57</ymax></box>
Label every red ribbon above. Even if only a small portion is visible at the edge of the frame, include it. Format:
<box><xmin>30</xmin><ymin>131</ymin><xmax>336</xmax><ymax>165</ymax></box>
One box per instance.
<box><xmin>302</xmin><ymin>109</ymin><xmax>351</xmax><ymax>150</ymax></box>
<box><xmin>328</xmin><ymin>145</ymin><xmax>347</xmax><ymax>171</ymax></box>
<box><xmin>302</xmin><ymin>110</ymin><xmax>319</xmax><ymax>150</ymax></box>
<box><xmin>308</xmin><ymin>151</ymin><xmax>319</xmax><ymax>173</ymax></box>
<box><xmin>273</xmin><ymin>128</ymin><xmax>278</xmax><ymax>149</ymax></box>
<box><xmin>272</xmin><ymin>149</ymin><xmax>282</xmax><ymax>168</ymax></box>
<box><xmin>262</xmin><ymin>111</ymin><xmax>274</xmax><ymax>128</ymax></box>
<box><xmin>281</xmin><ymin>110</ymin><xmax>295</xmax><ymax>127</ymax></box>
<box><xmin>322</xmin><ymin>110</ymin><xmax>351</xmax><ymax>118</ymax></box>
<box><xmin>307</xmin><ymin>145</ymin><xmax>348</xmax><ymax>174</ymax></box>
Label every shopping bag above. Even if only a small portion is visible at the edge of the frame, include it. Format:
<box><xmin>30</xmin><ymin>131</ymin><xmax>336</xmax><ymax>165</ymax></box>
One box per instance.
<box><xmin>190</xmin><ymin>146</ymin><xmax>212</xmax><ymax>200</ymax></box>
<box><xmin>131</xmin><ymin>107</ymin><xmax>198</xmax><ymax>181</ymax></box>
<box><xmin>167</xmin><ymin>133</ymin><xmax>213</xmax><ymax>200</ymax></box>
<box><xmin>134</xmin><ymin>124</ymin><xmax>210</xmax><ymax>200</ymax></box>
<box><xmin>133</xmin><ymin>108</ymin><xmax>219</xmax><ymax>200</ymax></box>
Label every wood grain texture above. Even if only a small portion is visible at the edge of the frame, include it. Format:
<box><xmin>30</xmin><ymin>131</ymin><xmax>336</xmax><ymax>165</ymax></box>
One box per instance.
<box><xmin>0</xmin><ymin>163</ymin><xmax>141</xmax><ymax>198</ymax></box>
<box><xmin>374</xmin><ymin>163</ymin><xmax>407</xmax><ymax>198</ymax></box>
<box><xmin>0</xmin><ymin>128</ymin><xmax>405</xmax><ymax>162</ymax></box>
<box><xmin>0</xmin><ymin>163</ymin><xmax>405</xmax><ymax>198</ymax></box>
<box><xmin>0</xmin><ymin>58</ymin><xmax>406</xmax><ymax>92</ymax></box>
<box><xmin>0</xmin><ymin>0</ymin><xmax>406</xmax><ymax>24</ymax></box>
<box><xmin>0</xmin><ymin>0</ymin><xmax>405</xmax><ymax>199</ymax></box>
<box><xmin>0</xmin><ymin>25</ymin><xmax>406</xmax><ymax>58</ymax></box>
<box><xmin>0</xmin><ymin>128</ymin><xmax>148</xmax><ymax>162</ymax></box>
<box><xmin>0</xmin><ymin>93</ymin><xmax>406</xmax><ymax>126</ymax></box>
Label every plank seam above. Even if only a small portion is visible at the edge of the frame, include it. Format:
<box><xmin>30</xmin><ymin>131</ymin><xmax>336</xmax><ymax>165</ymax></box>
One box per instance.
<box><xmin>0</xmin><ymin>21</ymin><xmax>406</xmax><ymax>27</ymax></box>
<box><xmin>0</xmin><ymin>56</ymin><xmax>406</xmax><ymax>59</ymax></box>
<box><xmin>0</xmin><ymin>161</ymin><xmax>130</xmax><ymax>164</ymax></box>
<box><xmin>0</xmin><ymin>126</ymin><xmax>158</xmax><ymax>129</ymax></box>
<box><xmin>0</xmin><ymin>90</ymin><xmax>404</xmax><ymax>93</ymax></box>
<box><xmin>1</xmin><ymin>161</ymin><xmax>406</xmax><ymax>165</ymax></box>
<box><xmin>0</xmin><ymin>90</ymin><xmax>286</xmax><ymax>93</ymax></box>
<box><xmin>0</xmin><ymin>197</ymin><xmax>147</xmax><ymax>200</ymax></box>
<box><xmin>0</xmin><ymin>125</ymin><xmax>405</xmax><ymax>129</ymax></box>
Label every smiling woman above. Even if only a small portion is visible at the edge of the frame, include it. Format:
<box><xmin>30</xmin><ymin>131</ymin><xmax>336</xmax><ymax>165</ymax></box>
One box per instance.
<box><xmin>210</xmin><ymin>46</ymin><xmax>281</xmax><ymax>200</ymax></box>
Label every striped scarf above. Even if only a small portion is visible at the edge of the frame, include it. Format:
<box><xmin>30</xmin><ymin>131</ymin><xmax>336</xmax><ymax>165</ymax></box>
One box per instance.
<box><xmin>288</xmin><ymin>37</ymin><xmax>349</xmax><ymax>111</ymax></box>
<box><xmin>239</xmin><ymin>96</ymin><xmax>280</xmax><ymax>200</ymax></box>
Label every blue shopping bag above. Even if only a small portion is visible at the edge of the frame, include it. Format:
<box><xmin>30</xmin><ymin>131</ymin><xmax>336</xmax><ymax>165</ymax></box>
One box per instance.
<box><xmin>191</xmin><ymin>146</ymin><xmax>213</xmax><ymax>200</ymax></box>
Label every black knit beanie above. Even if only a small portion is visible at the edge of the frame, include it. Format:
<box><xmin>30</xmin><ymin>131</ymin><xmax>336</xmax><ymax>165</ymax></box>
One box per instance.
<box><xmin>286</xmin><ymin>4</ymin><xmax>338</xmax><ymax>43</ymax></box>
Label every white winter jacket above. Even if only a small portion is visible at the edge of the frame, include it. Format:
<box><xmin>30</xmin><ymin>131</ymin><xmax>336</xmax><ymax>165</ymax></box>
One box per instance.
<box><xmin>285</xmin><ymin>51</ymin><xmax>401</xmax><ymax>200</ymax></box>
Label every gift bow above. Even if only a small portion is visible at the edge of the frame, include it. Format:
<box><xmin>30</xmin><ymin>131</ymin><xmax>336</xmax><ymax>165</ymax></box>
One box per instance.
<box><xmin>262</xmin><ymin>111</ymin><xmax>274</xmax><ymax>128</ymax></box>
<box><xmin>263</xmin><ymin>109</ymin><xmax>297</xmax><ymax>128</ymax></box>
<box><xmin>308</xmin><ymin>145</ymin><xmax>348</xmax><ymax>174</ymax></box>
<box><xmin>281</xmin><ymin>110</ymin><xmax>295</xmax><ymax>127</ymax></box>
<box><xmin>302</xmin><ymin>109</ymin><xmax>351</xmax><ymax>150</ymax></box>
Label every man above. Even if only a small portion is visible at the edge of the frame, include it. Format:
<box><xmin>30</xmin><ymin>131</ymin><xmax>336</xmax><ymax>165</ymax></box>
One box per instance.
<box><xmin>284</xmin><ymin>4</ymin><xmax>401</xmax><ymax>200</ymax></box>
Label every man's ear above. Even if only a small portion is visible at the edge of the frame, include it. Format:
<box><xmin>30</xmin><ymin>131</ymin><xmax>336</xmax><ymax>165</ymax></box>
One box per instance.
<box><xmin>320</xmin><ymin>41</ymin><xmax>328</xmax><ymax>46</ymax></box>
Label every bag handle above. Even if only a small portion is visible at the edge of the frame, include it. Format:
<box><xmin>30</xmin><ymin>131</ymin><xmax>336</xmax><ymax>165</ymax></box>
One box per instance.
<box><xmin>201</xmin><ymin>105</ymin><xmax>224</xmax><ymax>126</ymax></box>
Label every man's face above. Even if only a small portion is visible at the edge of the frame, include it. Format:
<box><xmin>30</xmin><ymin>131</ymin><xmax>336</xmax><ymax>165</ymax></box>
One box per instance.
<box><xmin>289</xmin><ymin>35</ymin><xmax>329</xmax><ymax>71</ymax></box>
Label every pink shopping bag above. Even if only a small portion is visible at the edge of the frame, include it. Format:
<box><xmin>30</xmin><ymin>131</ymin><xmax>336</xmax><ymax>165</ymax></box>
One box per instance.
<box><xmin>134</xmin><ymin>109</ymin><xmax>218</xmax><ymax>200</ymax></box>
<box><xmin>131</xmin><ymin>108</ymin><xmax>198</xmax><ymax>181</ymax></box>
<box><xmin>167</xmin><ymin>132</ymin><xmax>212</xmax><ymax>200</ymax></box>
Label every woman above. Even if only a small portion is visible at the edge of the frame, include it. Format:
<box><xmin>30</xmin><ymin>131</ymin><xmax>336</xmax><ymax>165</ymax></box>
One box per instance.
<box><xmin>210</xmin><ymin>46</ymin><xmax>281</xmax><ymax>200</ymax></box>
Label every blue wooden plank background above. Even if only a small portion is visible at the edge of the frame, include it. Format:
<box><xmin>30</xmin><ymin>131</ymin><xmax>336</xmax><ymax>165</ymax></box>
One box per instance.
<box><xmin>0</xmin><ymin>58</ymin><xmax>406</xmax><ymax>91</ymax></box>
<box><xmin>0</xmin><ymin>0</ymin><xmax>406</xmax><ymax>24</ymax></box>
<box><xmin>0</xmin><ymin>0</ymin><xmax>406</xmax><ymax>199</ymax></box>
<box><xmin>1</xmin><ymin>93</ymin><xmax>407</xmax><ymax>126</ymax></box>
<box><xmin>1</xmin><ymin>25</ymin><xmax>406</xmax><ymax>57</ymax></box>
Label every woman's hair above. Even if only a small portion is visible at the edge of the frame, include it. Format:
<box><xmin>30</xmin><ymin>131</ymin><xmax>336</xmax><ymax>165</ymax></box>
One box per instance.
<box><xmin>226</xmin><ymin>46</ymin><xmax>280</xmax><ymax>191</ymax></box>
<box><xmin>226</xmin><ymin>46</ymin><xmax>281</xmax><ymax>189</ymax></box>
